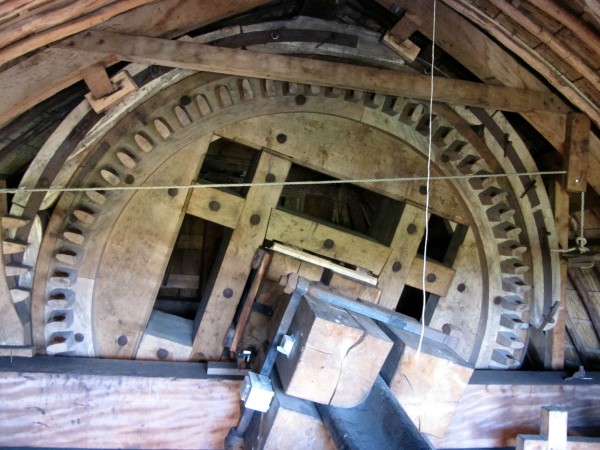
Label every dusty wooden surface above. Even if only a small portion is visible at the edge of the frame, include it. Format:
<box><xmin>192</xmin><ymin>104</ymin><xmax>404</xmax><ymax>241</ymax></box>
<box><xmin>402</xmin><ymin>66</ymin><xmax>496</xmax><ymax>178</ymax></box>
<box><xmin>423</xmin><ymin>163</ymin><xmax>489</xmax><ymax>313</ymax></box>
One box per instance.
<box><xmin>0</xmin><ymin>358</ymin><xmax>241</xmax><ymax>449</ymax></box>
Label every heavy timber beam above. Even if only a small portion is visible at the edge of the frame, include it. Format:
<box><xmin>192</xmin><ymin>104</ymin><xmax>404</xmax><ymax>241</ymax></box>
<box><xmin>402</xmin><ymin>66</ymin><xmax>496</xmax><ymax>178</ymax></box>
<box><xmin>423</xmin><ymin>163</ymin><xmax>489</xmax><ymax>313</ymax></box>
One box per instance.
<box><xmin>374</xmin><ymin>0</ymin><xmax>600</xmax><ymax>196</ymax></box>
<box><xmin>0</xmin><ymin>0</ymin><xmax>273</xmax><ymax>127</ymax></box>
<box><xmin>191</xmin><ymin>152</ymin><xmax>291</xmax><ymax>360</ymax></box>
<box><xmin>317</xmin><ymin>376</ymin><xmax>434</xmax><ymax>450</ymax></box>
<box><xmin>59</xmin><ymin>30</ymin><xmax>569</xmax><ymax>114</ymax></box>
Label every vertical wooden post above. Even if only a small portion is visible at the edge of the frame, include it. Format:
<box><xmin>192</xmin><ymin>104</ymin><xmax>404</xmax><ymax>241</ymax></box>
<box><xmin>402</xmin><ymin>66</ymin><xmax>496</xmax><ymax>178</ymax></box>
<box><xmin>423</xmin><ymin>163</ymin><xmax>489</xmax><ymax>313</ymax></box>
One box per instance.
<box><xmin>545</xmin><ymin>180</ymin><xmax>567</xmax><ymax>369</ymax></box>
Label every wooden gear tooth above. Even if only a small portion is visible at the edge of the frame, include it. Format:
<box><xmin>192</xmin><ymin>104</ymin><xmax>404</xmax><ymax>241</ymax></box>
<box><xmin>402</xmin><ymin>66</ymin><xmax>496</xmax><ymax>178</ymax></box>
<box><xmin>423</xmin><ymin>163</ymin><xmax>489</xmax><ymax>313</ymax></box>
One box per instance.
<box><xmin>491</xmin><ymin>348</ymin><xmax>520</xmax><ymax>367</ymax></box>
<box><xmin>486</xmin><ymin>203</ymin><xmax>516</xmax><ymax>222</ymax></box>
<box><xmin>496</xmin><ymin>331</ymin><xmax>526</xmax><ymax>349</ymax></box>
<box><xmin>1</xmin><ymin>215</ymin><xmax>30</xmax><ymax>229</ymax></box>
<box><xmin>2</xmin><ymin>239</ymin><xmax>28</xmax><ymax>254</ymax></box>
<box><xmin>498</xmin><ymin>240</ymin><xmax>527</xmax><ymax>256</ymax></box>
<box><xmin>100</xmin><ymin>168</ymin><xmax>120</xmax><ymax>186</ymax></box>
<box><xmin>492</xmin><ymin>222</ymin><xmax>522</xmax><ymax>239</ymax></box>
<box><xmin>500</xmin><ymin>295</ymin><xmax>530</xmax><ymax>312</ymax></box>
<box><xmin>153</xmin><ymin>118</ymin><xmax>172</xmax><ymax>139</ymax></box>
<box><xmin>502</xmin><ymin>276</ymin><xmax>532</xmax><ymax>294</ymax></box>
<box><xmin>5</xmin><ymin>262</ymin><xmax>31</xmax><ymax>276</ymax></box>
<box><xmin>478</xmin><ymin>187</ymin><xmax>508</xmax><ymax>205</ymax></box>
<box><xmin>500</xmin><ymin>313</ymin><xmax>529</xmax><ymax>330</ymax></box>
<box><xmin>134</xmin><ymin>133</ymin><xmax>154</xmax><ymax>153</ymax></box>
<box><xmin>500</xmin><ymin>258</ymin><xmax>529</xmax><ymax>275</ymax></box>
<box><xmin>10</xmin><ymin>288</ymin><xmax>30</xmax><ymax>303</ymax></box>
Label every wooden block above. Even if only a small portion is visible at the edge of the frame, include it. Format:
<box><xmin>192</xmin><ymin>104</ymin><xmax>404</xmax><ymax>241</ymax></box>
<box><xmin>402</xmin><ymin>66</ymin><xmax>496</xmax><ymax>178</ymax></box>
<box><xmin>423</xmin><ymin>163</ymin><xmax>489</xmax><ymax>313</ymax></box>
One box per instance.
<box><xmin>136</xmin><ymin>310</ymin><xmax>193</xmax><ymax>361</ymax></box>
<box><xmin>265</xmin><ymin>252</ymin><xmax>324</xmax><ymax>284</ymax></box>
<box><xmin>382</xmin><ymin>33</ymin><xmax>421</xmax><ymax>62</ymax></box>
<box><xmin>563</xmin><ymin>112</ymin><xmax>590</xmax><ymax>192</ymax></box>
<box><xmin>541</xmin><ymin>406</ymin><xmax>568</xmax><ymax>450</ymax></box>
<box><xmin>246</xmin><ymin>374</ymin><xmax>335</xmax><ymax>450</ymax></box>
<box><xmin>84</xmin><ymin>70</ymin><xmax>138</xmax><ymax>114</ymax></box>
<box><xmin>266</xmin><ymin>209</ymin><xmax>391</xmax><ymax>274</ymax></box>
<box><xmin>381</xmin><ymin>325</ymin><xmax>473</xmax><ymax>438</ymax></box>
<box><xmin>276</xmin><ymin>295</ymin><xmax>393</xmax><ymax>407</ymax></box>
<box><xmin>81</xmin><ymin>63</ymin><xmax>116</xmax><ymax>99</ymax></box>
<box><xmin>186</xmin><ymin>186</ymin><xmax>244</xmax><ymax>229</ymax></box>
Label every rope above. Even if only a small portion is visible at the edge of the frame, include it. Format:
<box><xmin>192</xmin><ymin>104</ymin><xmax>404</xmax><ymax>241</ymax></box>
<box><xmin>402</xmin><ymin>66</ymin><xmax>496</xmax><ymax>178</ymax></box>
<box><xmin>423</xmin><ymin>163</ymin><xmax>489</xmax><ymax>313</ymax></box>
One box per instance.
<box><xmin>552</xmin><ymin>190</ymin><xmax>589</xmax><ymax>254</ymax></box>
<box><xmin>1</xmin><ymin>170</ymin><xmax>567</xmax><ymax>195</ymax></box>
<box><xmin>417</xmin><ymin>0</ymin><xmax>437</xmax><ymax>360</ymax></box>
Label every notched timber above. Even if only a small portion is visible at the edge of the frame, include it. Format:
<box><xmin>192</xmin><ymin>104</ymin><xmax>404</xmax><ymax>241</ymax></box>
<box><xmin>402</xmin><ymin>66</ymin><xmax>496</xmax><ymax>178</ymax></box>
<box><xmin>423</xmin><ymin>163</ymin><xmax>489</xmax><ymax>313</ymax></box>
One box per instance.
<box><xmin>59</xmin><ymin>29</ymin><xmax>570</xmax><ymax>114</ymax></box>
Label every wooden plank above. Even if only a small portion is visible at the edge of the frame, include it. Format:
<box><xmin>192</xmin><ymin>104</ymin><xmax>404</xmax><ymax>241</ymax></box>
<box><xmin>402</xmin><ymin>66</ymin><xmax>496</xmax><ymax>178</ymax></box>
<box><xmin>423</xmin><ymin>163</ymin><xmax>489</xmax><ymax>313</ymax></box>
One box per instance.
<box><xmin>381</xmin><ymin>324</ymin><xmax>474</xmax><ymax>438</ymax></box>
<box><xmin>327</xmin><ymin>273</ymin><xmax>381</xmax><ymax>305</ymax></box>
<box><xmin>191</xmin><ymin>151</ymin><xmax>291</xmax><ymax>360</ymax></box>
<box><xmin>0</xmin><ymin>0</ymin><xmax>157</xmax><ymax>66</ymax></box>
<box><xmin>382</xmin><ymin>11</ymin><xmax>422</xmax><ymax>62</ymax></box>
<box><xmin>84</xmin><ymin>70</ymin><xmax>138</xmax><ymax>113</ymax></box>
<box><xmin>62</xmin><ymin>29</ymin><xmax>569</xmax><ymax>114</ymax></box>
<box><xmin>547</xmin><ymin>180</ymin><xmax>568</xmax><ymax>369</ymax></box>
<box><xmin>93</xmin><ymin>138</ymin><xmax>210</xmax><ymax>358</ymax></box>
<box><xmin>0</xmin><ymin>0</ymin><xmax>273</xmax><ymax>128</ymax></box>
<box><xmin>186</xmin><ymin>186</ymin><xmax>245</xmax><ymax>229</ymax></box>
<box><xmin>276</xmin><ymin>295</ymin><xmax>392</xmax><ymax>407</ymax></box>
<box><xmin>377</xmin><ymin>203</ymin><xmax>427</xmax><ymax>309</ymax></box>
<box><xmin>564</xmin><ymin>112</ymin><xmax>591</xmax><ymax>192</ymax></box>
<box><xmin>0</xmin><ymin>360</ymin><xmax>241</xmax><ymax>449</ymax></box>
<box><xmin>568</xmin><ymin>268</ymin><xmax>600</xmax><ymax>342</ymax></box>
<box><xmin>266</xmin><ymin>208</ymin><xmax>391</xmax><ymax>275</ymax></box>
<box><xmin>433</xmin><ymin>371</ymin><xmax>600</xmax><ymax>448</ymax></box>
<box><xmin>80</xmin><ymin>62</ymin><xmax>114</xmax><ymax>99</ymax></box>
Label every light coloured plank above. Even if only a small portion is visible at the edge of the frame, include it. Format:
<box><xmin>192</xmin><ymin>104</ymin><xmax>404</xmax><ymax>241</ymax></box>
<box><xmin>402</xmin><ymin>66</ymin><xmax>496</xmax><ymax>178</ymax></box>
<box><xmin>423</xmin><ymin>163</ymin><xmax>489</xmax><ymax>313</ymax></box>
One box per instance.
<box><xmin>191</xmin><ymin>151</ymin><xmax>291</xmax><ymax>360</ymax></box>
<box><xmin>84</xmin><ymin>70</ymin><xmax>138</xmax><ymax>113</ymax></box>
<box><xmin>266</xmin><ymin>208</ymin><xmax>391</xmax><ymax>275</ymax></box>
<box><xmin>62</xmin><ymin>29</ymin><xmax>569</xmax><ymax>114</ymax></box>
<box><xmin>377</xmin><ymin>203</ymin><xmax>427</xmax><ymax>309</ymax></box>
<box><xmin>186</xmin><ymin>186</ymin><xmax>245</xmax><ymax>229</ymax></box>
<box><xmin>0</xmin><ymin>367</ymin><xmax>241</xmax><ymax>449</ymax></box>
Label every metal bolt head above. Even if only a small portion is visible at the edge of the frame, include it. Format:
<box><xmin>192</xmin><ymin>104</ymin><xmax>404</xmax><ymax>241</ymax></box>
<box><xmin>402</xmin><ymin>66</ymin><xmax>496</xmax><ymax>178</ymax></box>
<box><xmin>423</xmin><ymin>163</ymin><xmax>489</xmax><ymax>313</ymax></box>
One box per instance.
<box><xmin>180</xmin><ymin>95</ymin><xmax>191</xmax><ymax>106</ymax></box>
<box><xmin>209</xmin><ymin>200</ymin><xmax>221</xmax><ymax>211</ymax></box>
<box><xmin>265</xmin><ymin>173</ymin><xmax>276</xmax><ymax>183</ymax></box>
<box><xmin>156</xmin><ymin>348</ymin><xmax>169</xmax><ymax>359</ymax></box>
<box><xmin>168</xmin><ymin>188</ymin><xmax>178</xmax><ymax>197</ymax></box>
<box><xmin>392</xmin><ymin>261</ymin><xmax>402</xmax><ymax>272</ymax></box>
<box><xmin>295</xmin><ymin>94</ymin><xmax>307</xmax><ymax>106</ymax></box>
<box><xmin>323</xmin><ymin>239</ymin><xmax>335</xmax><ymax>249</ymax></box>
<box><xmin>117</xmin><ymin>335</ymin><xmax>128</xmax><ymax>346</ymax></box>
<box><xmin>419</xmin><ymin>185</ymin><xmax>427</xmax><ymax>195</ymax></box>
<box><xmin>223</xmin><ymin>288</ymin><xmax>234</xmax><ymax>298</ymax></box>
<box><xmin>407</xmin><ymin>223</ymin><xmax>417</xmax><ymax>234</ymax></box>
<box><xmin>276</xmin><ymin>133</ymin><xmax>287</xmax><ymax>144</ymax></box>
<box><xmin>75</xmin><ymin>333</ymin><xmax>84</xmax><ymax>342</ymax></box>
<box><xmin>457</xmin><ymin>283</ymin><xmax>466</xmax><ymax>293</ymax></box>
<box><xmin>426</xmin><ymin>273</ymin><xmax>437</xmax><ymax>283</ymax></box>
<box><xmin>250</xmin><ymin>214</ymin><xmax>261</xmax><ymax>225</ymax></box>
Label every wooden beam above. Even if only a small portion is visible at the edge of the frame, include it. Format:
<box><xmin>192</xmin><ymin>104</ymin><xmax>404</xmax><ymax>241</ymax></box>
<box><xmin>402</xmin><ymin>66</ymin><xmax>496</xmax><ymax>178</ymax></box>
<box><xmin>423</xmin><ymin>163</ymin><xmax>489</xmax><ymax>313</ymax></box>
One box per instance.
<box><xmin>563</xmin><ymin>112</ymin><xmax>591</xmax><ymax>193</ymax></box>
<box><xmin>382</xmin><ymin>11</ymin><xmax>422</xmax><ymax>62</ymax></box>
<box><xmin>266</xmin><ymin>208</ymin><xmax>391</xmax><ymax>275</ymax></box>
<box><xmin>374</xmin><ymin>0</ymin><xmax>600</xmax><ymax>197</ymax></box>
<box><xmin>191</xmin><ymin>151</ymin><xmax>291</xmax><ymax>360</ymax></box>
<box><xmin>186</xmin><ymin>186</ymin><xmax>245</xmax><ymax>229</ymax></box>
<box><xmin>0</xmin><ymin>356</ymin><xmax>241</xmax><ymax>449</ymax></box>
<box><xmin>377</xmin><ymin>203</ymin><xmax>427</xmax><ymax>309</ymax></box>
<box><xmin>61</xmin><ymin>29</ymin><xmax>570</xmax><ymax>114</ymax></box>
<box><xmin>0</xmin><ymin>0</ymin><xmax>273</xmax><ymax>128</ymax></box>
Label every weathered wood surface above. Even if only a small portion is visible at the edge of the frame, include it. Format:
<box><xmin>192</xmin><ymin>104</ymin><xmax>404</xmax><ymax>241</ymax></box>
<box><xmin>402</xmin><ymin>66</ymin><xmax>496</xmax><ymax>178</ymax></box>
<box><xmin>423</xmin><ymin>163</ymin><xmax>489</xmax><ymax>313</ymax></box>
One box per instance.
<box><xmin>563</xmin><ymin>112</ymin><xmax>590</xmax><ymax>193</ymax></box>
<box><xmin>376</xmin><ymin>203</ymin><xmax>426</xmax><ymax>309</ymax></box>
<box><xmin>433</xmin><ymin>372</ymin><xmax>600</xmax><ymax>448</ymax></box>
<box><xmin>267</xmin><ymin>208</ymin><xmax>390</xmax><ymax>275</ymax></box>
<box><xmin>186</xmin><ymin>186</ymin><xmax>245</xmax><ymax>229</ymax></box>
<box><xmin>0</xmin><ymin>359</ymin><xmax>241</xmax><ymax>449</ymax></box>
<box><xmin>62</xmin><ymin>30</ymin><xmax>569</xmax><ymax>114</ymax></box>
<box><xmin>277</xmin><ymin>295</ymin><xmax>392</xmax><ymax>407</ymax></box>
<box><xmin>216</xmin><ymin>113</ymin><xmax>470</xmax><ymax>225</ymax></box>
<box><xmin>381</xmin><ymin>325</ymin><xmax>474</xmax><ymax>438</ymax></box>
<box><xmin>93</xmin><ymin>138</ymin><xmax>209</xmax><ymax>358</ymax></box>
<box><xmin>0</xmin><ymin>0</ymin><xmax>272</xmax><ymax>127</ymax></box>
<box><xmin>192</xmin><ymin>151</ymin><xmax>291</xmax><ymax>360</ymax></box>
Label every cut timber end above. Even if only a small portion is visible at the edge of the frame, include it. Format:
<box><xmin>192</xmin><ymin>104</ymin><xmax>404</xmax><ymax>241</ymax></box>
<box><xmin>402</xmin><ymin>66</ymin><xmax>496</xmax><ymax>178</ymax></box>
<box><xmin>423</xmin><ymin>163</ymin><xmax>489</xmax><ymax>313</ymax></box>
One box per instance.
<box><xmin>1</xmin><ymin>215</ymin><xmax>30</xmax><ymax>229</ymax></box>
<box><xmin>85</xmin><ymin>71</ymin><xmax>138</xmax><ymax>114</ymax></box>
<box><xmin>276</xmin><ymin>295</ymin><xmax>392</xmax><ymax>407</ymax></box>
<box><xmin>381</xmin><ymin>324</ymin><xmax>473</xmax><ymax>438</ymax></box>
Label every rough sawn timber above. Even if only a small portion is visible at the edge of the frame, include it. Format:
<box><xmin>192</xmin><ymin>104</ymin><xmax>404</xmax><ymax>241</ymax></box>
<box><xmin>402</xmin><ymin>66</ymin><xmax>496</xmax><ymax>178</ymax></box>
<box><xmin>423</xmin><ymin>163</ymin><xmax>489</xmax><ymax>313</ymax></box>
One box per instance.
<box><xmin>60</xmin><ymin>29</ymin><xmax>569</xmax><ymax>114</ymax></box>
